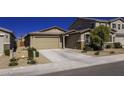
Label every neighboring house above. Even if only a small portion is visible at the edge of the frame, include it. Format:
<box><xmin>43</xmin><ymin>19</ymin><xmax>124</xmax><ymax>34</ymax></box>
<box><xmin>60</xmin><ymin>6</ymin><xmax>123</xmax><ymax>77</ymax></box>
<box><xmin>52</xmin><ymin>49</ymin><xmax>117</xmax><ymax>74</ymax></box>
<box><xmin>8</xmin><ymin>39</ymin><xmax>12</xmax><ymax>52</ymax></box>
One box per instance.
<box><xmin>24</xmin><ymin>26</ymin><xmax>65</xmax><ymax>49</ymax></box>
<box><xmin>64</xmin><ymin>17</ymin><xmax>124</xmax><ymax>49</ymax></box>
<box><xmin>0</xmin><ymin>27</ymin><xmax>16</xmax><ymax>54</ymax></box>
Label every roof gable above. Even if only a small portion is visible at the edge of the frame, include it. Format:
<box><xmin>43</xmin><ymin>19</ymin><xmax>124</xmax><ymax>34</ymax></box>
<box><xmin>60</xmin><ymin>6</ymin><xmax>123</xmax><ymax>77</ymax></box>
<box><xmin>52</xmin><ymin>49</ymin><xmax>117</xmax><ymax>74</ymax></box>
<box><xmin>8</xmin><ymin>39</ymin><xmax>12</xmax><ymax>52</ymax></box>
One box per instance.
<box><xmin>109</xmin><ymin>17</ymin><xmax>124</xmax><ymax>22</ymax></box>
<box><xmin>29</xmin><ymin>26</ymin><xmax>65</xmax><ymax>35</ymax></box>
<box><xmin>39</xmin><ymin>26</ymin><xmax>65</xmax><ymax>32</ymax></box>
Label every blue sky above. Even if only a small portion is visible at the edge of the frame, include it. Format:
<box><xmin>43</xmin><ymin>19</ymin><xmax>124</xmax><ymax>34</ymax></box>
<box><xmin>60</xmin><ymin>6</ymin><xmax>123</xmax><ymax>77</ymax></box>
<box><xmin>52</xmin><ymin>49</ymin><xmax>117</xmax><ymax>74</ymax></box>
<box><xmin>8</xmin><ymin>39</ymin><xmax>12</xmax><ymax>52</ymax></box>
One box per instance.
<box><xmin>0</xmin><ymin>17</ymin><xmax>118</xmax><ymax>38</ymax></box>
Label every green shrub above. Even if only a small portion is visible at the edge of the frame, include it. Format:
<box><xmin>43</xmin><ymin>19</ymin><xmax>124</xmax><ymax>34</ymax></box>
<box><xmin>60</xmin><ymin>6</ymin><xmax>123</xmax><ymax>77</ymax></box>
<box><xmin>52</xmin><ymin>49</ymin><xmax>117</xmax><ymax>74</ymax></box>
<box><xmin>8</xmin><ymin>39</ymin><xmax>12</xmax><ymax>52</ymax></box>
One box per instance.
<box><xmin>105</xmin><ymin>44</ymin><xmax>112</xmax><ymax>49</ymax></box>
<box><xmin>27</xmin><ymin>47</ymin><xmax>34</xmax><ymax>59</ymax></box>
<box><xmin>32</xmin><ymin>47</ymin><xmax>37</xmax><ymax>51</ymax></box>
<box><xmin>110</xmin><ymin>51</ymin><xmax>115</xmax><ymax>54</ymax></box>
<box><xmin>27</xmin><ymin>47</ymin><xmax>39</xmax><ymax>59</ymax></box>
<box><xmin>113</xmin><ymin>42</ymin><xmax>122</xmax><ymax>48</ymax></box>
<box><xmin>36</xmin><ymin>51</ymin><xmax>39</xmax><ymax>57</ymax></box>
<box><xmin>4</xmin><ymin>49</ymin><xmax>10</xmax><ymax>56</ymax></box>
<box><xmin>81</xmin><ymin>50</ymin><xmax>87</xmax><ymax>53</ymax></box>
<box><xmin>92</xmin><ymin>44</ymin><xmax>103</xmax><ymax>51</ymax></box>
<box><xmin>9</xmin><ymin>57</ymin><xmax>18</xmax><ymax>66</ymax></box>
<box><xmin>27</xmin><ymin>58</ymin><xmax>36</xmax><ymax>64</ymax></box>
<box><xmin>83</xmin><ymin>45</ymin><xmax>93</xmax><ymax>51</ymax></box>
<box><xmin>94</xmin><ymin>51</ymin><xmax>100</xmax><ymax>55</ymax></box>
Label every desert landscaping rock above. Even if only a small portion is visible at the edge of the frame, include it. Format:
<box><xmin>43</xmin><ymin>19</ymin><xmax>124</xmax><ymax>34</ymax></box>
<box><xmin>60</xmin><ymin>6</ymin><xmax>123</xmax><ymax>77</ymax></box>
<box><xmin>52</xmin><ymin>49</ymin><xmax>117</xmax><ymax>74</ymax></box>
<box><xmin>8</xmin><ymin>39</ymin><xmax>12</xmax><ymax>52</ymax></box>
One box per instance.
<box><xmin>0</xmin><ymin>49</ymin><xmax>124</xmax><ymax>75</ymax></box>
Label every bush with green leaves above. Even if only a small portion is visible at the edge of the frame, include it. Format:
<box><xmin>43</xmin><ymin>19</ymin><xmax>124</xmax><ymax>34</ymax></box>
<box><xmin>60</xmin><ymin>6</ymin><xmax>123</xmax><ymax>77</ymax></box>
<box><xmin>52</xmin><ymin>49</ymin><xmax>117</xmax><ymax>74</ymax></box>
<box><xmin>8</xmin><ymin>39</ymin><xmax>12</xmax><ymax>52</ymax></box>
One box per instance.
<box><xmin>27</xmin><ymin>47</ymin><xmax>39</xmax><ymax>59</ymax></box>
<box><xmin>105</xmin><ymin>44</ymin><xmax>112</xmax><ymax>49</ymax></box>
<box><xmin>4</xmin><ymin>49</ymin><xmax>10</xmax><ymax>56</ymax></box>
<box><xmin>113</xmin><ymin>42</ymin><xmax>122</xmax><ymax>48</ymax></box>
<box><xmin>83</xmin><ymin>45</ymin><xmax>93</xmax><ymax>51</ymax></box>
<box><xmin>94</xmin><ymin>51</ymin><xmax>100</xmax><ymax>55</ymax></box>
<box><xmin>90</xmin><ymin>26</ymin><xmax>110</xmax><ymax>51</ymax></box>
<box><xmin>36</xmin><ymin>51</ymin><xmax>39</xmax><ymax>57</ymax></box>
<box><xmin>32</xmin><ymin>47</ymin><xmax>37</xmax><ymax>51</ymax></box>
<box><xmin>9</xmin><ymin>57</ymin><xmax>18</xmax><ymax>66</ymax></box>
<box><xmin>81</xmin><ymin>50</ymin><xmax>87</xmax><ymax>53</ymax></box>
<box><xmin>27</xmin><ymin>47</ymin><xmax>34</xmax><ymax>59</ymax></box>
<box><xmin>110</xmin><ymin>51</ymin><xmax>115</xmax><ymax>54</ymax></box>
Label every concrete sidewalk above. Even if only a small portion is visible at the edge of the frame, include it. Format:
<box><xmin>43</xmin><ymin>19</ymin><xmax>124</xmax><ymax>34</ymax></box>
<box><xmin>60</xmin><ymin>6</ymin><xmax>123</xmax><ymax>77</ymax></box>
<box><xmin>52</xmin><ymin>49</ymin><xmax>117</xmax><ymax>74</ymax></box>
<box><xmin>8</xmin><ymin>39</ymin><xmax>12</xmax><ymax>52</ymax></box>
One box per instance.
<box><xmin>0</xmin><ymin>49</ymin><xmax>124</xmax><ymax>75</ymax></box>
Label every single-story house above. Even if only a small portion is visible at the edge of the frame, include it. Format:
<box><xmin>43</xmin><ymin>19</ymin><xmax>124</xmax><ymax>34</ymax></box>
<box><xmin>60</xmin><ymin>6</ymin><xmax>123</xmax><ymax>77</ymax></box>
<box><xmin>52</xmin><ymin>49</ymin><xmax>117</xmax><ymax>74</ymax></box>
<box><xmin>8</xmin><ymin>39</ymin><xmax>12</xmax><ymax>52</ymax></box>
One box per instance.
<box><xmin>0</xmin><ymin>27</ymin><xmax>16</xmax><ymax>54</ymax></box>
<box><xmin>64</xmin><ymin>17</ymin><xmax>124</xmax><ymax>49</ymax></box>
<box><xmin>24</xmin><ymin>26</ymin><xmax>65</xmax><ymax>49</ymax></box>
<box><xmin>64</xmin><ymin>28</ymin><xmax>116</xmax><ymax>49</ymax></box>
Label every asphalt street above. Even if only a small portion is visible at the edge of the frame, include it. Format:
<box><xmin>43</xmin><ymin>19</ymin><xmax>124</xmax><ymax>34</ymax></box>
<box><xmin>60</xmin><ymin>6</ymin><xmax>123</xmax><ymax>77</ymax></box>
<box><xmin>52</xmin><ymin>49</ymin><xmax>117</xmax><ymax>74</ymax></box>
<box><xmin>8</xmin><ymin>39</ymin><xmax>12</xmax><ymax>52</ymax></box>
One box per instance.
<box><xmin>42</xmin><ymin>61</ymin><xmax>124</xmax><ymax>76</ymax></box>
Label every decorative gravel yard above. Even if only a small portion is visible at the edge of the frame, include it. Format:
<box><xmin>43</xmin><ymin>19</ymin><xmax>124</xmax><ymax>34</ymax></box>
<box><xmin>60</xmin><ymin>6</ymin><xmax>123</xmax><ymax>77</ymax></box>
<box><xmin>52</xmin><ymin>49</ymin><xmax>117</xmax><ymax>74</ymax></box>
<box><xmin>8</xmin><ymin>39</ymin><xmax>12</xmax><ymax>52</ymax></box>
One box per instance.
<box><xmin>82</xmin><ymin>48</ymin><xmax>124</xmax><ymax>56</ymax></box>
<box><xmin>0</xmin><ymin>47</ymin><xmax>50</xmax><ymax>69</ymax></box>
<box><xmin>0</xmin><ymin>54</ymin><xmax>50</xmax><ymax>69</ymax></box>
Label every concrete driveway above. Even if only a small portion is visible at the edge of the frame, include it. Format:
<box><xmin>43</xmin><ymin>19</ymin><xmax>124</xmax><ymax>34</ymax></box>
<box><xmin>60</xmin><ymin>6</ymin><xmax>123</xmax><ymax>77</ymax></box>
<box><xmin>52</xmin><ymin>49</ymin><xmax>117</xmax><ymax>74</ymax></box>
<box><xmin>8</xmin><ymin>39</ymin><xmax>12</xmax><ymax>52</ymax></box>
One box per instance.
<box><xmin>0</xmin><ymin>49</ymin><xmax>124</xmax><ymax>75</ymax></box>
<box><xmin>39</xmin><ymin>49</ymin><xmax>124</xmax><ymax>65</ymax></box>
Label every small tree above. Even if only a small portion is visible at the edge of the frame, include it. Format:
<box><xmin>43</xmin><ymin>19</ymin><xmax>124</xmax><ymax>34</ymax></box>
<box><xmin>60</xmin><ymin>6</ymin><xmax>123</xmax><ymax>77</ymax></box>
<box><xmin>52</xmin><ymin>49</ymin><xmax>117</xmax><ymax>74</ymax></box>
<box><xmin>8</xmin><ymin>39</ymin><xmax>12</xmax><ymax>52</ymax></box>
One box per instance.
<box><xmin>90</xmin><ymin>25</ymin><xmax>110</xmax><ymax>50</ymax></box>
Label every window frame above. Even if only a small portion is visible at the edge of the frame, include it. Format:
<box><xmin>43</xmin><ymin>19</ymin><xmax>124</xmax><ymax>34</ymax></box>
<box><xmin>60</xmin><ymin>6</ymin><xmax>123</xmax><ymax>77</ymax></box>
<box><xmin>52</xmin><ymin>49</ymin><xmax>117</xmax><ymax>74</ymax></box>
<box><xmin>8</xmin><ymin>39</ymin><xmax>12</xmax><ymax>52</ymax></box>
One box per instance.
<box><xmin>122</xmin><ymin>24</ymin><xmax>124</xmax><ymax>29</ymax></box>
<box><xmin>112</xmin><ymin>24</ymin><xmax>116</xmax><ymax>29</ymax></box>
<box><xmin>118</xmin><ymin>24</ymin><xmax>121</xmax><ymax>30</ymax></box>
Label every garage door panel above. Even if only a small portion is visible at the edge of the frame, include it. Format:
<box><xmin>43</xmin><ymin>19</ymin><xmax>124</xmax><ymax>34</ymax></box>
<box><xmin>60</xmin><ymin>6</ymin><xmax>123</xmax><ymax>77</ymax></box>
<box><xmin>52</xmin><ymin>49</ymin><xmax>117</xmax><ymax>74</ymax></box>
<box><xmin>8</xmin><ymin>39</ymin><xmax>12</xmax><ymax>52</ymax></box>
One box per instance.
<box><xmin>31</xmin><ymin>37</ymin><xmax>60</xmax><ymax>49</ymax></box>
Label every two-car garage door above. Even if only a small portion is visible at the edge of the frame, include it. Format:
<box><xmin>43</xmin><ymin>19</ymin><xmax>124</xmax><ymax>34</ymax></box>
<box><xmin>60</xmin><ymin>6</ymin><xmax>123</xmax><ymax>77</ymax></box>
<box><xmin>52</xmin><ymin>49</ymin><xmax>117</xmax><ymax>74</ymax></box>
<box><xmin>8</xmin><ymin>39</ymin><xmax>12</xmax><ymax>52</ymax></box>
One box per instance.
<box><xmin>31</xmin><ymin>36</ymin><xmax>61</xmax><ymax>49</ymax></box>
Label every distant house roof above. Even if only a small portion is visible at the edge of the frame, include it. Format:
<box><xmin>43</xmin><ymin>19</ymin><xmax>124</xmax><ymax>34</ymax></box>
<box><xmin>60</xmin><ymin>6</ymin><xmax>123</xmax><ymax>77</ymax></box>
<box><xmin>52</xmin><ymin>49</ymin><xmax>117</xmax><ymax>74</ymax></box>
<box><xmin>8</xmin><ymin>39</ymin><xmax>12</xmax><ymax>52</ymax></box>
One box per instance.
<box><xmin>27</xmin><ymin>26</ymin><xmax>65</xmax><ymax>36</ymax></box>
<box><xmin>78</xmin><ymin>17</ymin><xmax>109</xmax><ymax>23</ymax></box>
<box><xmin>78</xmin><ymin>17</ymin><xmax>124</xmax><ymax>23</ymax></box>
<box><xmin>109</xmin><ymin>17</ymin><xmax>124</xmax><ymax>22</ymax></box>
<box><xmin>0</xmin><ymin>27</ymin><xmax>13</xmax><ymax>34</ymax></box>
<box><xmin>0</xmin><ymin>27</ymin><xmax>15</xmax><ymax>38</ymax></box>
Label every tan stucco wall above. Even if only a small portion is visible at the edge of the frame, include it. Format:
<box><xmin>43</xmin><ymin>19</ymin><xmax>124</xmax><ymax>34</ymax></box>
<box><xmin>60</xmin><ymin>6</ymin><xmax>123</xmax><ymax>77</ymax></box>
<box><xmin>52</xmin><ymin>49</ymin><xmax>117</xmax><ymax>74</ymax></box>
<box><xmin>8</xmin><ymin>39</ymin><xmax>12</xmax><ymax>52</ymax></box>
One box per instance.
<box><xmin>95</xmin><ymin>22</ymin><xmax>109</xmax><ymax>27</ymax></box>
<box><xmin>80</xmin><ymin>32</ymin><xmax>90</xmax><ymax>49</ymax></box>
<box><xmin>65</xmin><ymin>33</ymin><xmax>81</xmax><ymax>49</ymax></box>
<box><xmin>0</xmin><ymin>30</ymin><xmax>16</xmax><ymax>51</ymax></box>
<box><xmin>30</xmin><ymin>35</ymin><xmax>62</xmax><ymax>49</ymax></box>
<box><xmin>115</xmin><ymin>36</ymin><xmax>124</xmax><ymax>46</ymax></box>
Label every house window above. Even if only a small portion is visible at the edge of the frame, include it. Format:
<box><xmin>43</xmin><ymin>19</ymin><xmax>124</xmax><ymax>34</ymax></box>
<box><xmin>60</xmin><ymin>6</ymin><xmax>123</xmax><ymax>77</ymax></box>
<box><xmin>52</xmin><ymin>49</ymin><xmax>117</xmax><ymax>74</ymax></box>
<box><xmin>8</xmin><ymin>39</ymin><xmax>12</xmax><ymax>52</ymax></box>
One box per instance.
<box><xmin>85</xmin><ymin>34</ymin><xmax>90</xmax><ymax>44</ymax></box>
<box><xmin>91</xmin><ymin>23</ymin><xmax>95</xmax><ymax>28</ymax></box>
<box><xmin>122</xmin><ymin>24</ymin><xmax>124</xmax><ymax>29</ymax></box>
<box><xmin>118</xmin><ymin>24</ymin><xmax>121</xmax><ymax>30</ymax></box>
<box><xmin>112</xmin><ymin>24</ymin><xmax>116</xmax><ymax>29</ymax></box>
